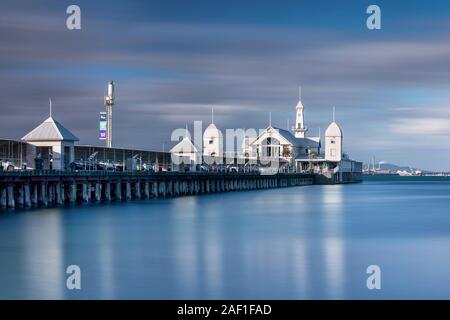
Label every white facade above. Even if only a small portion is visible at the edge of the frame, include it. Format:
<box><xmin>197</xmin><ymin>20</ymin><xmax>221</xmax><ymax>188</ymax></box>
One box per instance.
<box><xmin>203</xmin><ymin>123</ymin><xmax>223</xmax><ymax>158</ymax></box>
<box><xmin>242</xmin><ymin>136</ymin><xmax>256</xmax><ymax>158</ymax></box>
<box><xmin>324</xmin><ymin>122</ymin><xmax>343</xmax><ymax>162</ymax></box>
<box><xmin>245</xmin><ymin>93</ymin><xmax>320</xmax><ymax>163</ymax></box>
<box><xmin>249</xmin><ymin>126</ymin><xmax>320</xmax><ymax>162</ymax></box>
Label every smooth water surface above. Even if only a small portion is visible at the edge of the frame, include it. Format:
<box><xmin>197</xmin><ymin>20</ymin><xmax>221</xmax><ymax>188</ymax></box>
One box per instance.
<box><xmin>1</xmin><ymin>176</ymin><xmax>450</xmax><ymax>299</ymax></box>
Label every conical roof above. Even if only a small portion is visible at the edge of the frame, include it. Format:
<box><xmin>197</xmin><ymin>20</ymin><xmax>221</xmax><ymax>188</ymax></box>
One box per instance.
<box><xmin>325</xmin><ymin>122</ymin><xmax>343</xmax><ymax>137</ymax></box>
<box><xmin>295</xmin><ymin>99</ymin><xmax>305</xmax><ymax>109</ymax></box>
<box><xmin>204</xmin><ymin>122</ymin><xmax>221</xmax><ymax>136</ymax></box>
<box><xmin>22</xmin><ymin>117</ymin><xmax>79</xmax><ymax>142</ymax></box>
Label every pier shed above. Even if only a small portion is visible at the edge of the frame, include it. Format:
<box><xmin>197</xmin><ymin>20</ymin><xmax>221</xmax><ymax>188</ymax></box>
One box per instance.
<box><xmin>22</xmin><ymin>116</ymin><xmax>79</xmax><ymax>170</ymax></box>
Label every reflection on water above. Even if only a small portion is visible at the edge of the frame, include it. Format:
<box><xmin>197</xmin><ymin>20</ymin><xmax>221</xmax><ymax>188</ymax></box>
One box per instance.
<box><xmin>2</xmin><ymin>178</ymin><xmax>450</xmax><ymax>299</ymax></box>
<box><xmin>23</xmin><ymin>211</ymin><xmax>64</xmax><ymax>299</ymax></box>
<box><xmin>96</xmin><ymin>214</ymin><xmax>115</xmax><ymax>299</ymax></box>
<box><xmin>321</xmin><ymin>185</ymin><xmax>344</xmax><ymax>299</ymax></box>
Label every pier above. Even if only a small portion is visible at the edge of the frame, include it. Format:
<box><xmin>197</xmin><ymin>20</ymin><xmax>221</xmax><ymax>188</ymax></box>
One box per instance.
<box><xmin>0</xmin><ymin>171</ymin><xmax>314</xmax><ymax>210</ymax></box>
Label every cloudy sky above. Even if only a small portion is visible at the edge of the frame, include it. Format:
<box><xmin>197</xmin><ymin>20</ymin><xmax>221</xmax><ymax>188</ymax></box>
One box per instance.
<box><xmin>1</xmin><ymin>0</ymin><xmax>450</xmax><ymax>170</ymax></box>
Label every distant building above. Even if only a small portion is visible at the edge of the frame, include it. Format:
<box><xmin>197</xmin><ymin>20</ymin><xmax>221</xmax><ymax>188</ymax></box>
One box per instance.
<box><xmin>242</xmin><ymin>90</ymin><xmax>361</xmax><ymax>181</ymax></box>
<box><xmin>243</xmin><ymin>94</ymin><xmax>321</xmax><ymax>171</ymax></box>
<box><xmin>248</xmin><ymin>126</ymin><xmax>320</xmax><ymax>165</ymax></box>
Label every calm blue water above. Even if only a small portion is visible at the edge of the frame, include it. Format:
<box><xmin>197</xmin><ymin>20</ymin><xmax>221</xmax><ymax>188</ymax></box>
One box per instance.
<box><xmin>1</xmin><ymin>176</ymin><xmax>450</xmax><ymax>299</ymax></box>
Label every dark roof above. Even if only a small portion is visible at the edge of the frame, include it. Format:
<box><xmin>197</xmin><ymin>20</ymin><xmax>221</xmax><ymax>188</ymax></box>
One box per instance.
<box><xmin>272</xmin><ymin>126</ymin><xmax>320</xmax><ymax>148</ymax></box>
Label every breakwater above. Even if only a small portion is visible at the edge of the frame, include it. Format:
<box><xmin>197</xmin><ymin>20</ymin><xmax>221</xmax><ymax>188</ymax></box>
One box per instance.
<box><xmin>0</xmin><ymin>171</ymin><xmax>314</xmax><ymax>210</ymax></box>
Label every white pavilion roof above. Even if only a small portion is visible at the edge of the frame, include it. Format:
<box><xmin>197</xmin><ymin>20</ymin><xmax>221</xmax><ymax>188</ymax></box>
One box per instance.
<box><xmin>22</xmin><ymin>116</ymin><xmax>79</xmax><ymax>142</ymax></box>
<box><xmin>170</xmin><ymin>136</ymin><xmax>198</xmax><ymax>154</ymax></box>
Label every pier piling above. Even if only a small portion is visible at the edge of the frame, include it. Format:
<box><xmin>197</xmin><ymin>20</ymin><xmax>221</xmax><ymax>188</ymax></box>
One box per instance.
<box><xmin>0</xmin><ymin>172</ymin><xmax>314</xmax><ymax>211</ymax></box>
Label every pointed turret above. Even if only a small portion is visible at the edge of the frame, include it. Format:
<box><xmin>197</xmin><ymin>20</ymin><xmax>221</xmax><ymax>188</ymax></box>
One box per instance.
<box><xmin>292</xmin><ymin>86</ymin><xmax>308</xmax><ymax>138</ymax></box>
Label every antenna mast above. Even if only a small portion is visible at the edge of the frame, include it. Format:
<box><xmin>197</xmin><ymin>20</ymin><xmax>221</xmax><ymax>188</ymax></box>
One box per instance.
<box><xmin>105</xmin><ymin>81</ymin><xmax>115</xmax><ymax>148</ymax></box>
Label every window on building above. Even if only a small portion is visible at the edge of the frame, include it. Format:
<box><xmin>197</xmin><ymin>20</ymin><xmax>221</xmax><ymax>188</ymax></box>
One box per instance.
<box><xmin>209</xmin><ymin>140</ymin><xmax>213</xmax><ymax>144</ymax></box>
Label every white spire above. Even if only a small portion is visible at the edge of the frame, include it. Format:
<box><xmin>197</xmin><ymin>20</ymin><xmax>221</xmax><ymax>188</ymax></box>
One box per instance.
<box><xmin>49</xmin><ymin>97</ymin><xmax>52</xmax><ymax>117</ymax></box>
<box><xmin>293</xmin><ymin>86</ymin><xmax>307</xmax><ymax>138</ymax></box>
<box><xmin>333</xmin><ymin>106</ymin><xmax>336</xmax><ymax>122</ymax></box>
<box><xmin>211</xmin><ymin>107</ymin><xmax>214</xmax><ymax>124</ymax></box>
<box><xmin>269</xmin><ymin>112</ymin><xmax>272</xmax><ymax>127</ymax></box>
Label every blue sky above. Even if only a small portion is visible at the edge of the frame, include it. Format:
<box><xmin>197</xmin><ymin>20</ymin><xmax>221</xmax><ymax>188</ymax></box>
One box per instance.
<box><xmin>2</xmin><ymin>0</ymin><xmax>450</xmax><ymax>170</ymax></box>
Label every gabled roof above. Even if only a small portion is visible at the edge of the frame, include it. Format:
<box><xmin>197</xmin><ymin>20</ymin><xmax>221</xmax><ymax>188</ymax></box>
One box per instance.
<box><xmin>170</xmin><ymin>136</ymin><xmax>198</xmax><ymax>153</ymax></box>
<box><xmin>250</xmin><ymin>126</ymin><xmax>319</xmax><ymax>148</ymax></box>
<box><xmin>22</xmin><ymin>117</ymin><xmax>79</xmax><ymax>142</ymax></box>
<box><xmin>271</xmin><ymin>126</ymin><xmax>319</xmax><ymax>148</ymax></box>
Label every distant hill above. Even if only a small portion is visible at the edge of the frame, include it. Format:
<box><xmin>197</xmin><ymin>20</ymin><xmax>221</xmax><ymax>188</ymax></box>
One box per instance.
<box><xmin>364</xmin><ymin>162</ymin><xmax>429</xmax><ymax>173</ymax></box>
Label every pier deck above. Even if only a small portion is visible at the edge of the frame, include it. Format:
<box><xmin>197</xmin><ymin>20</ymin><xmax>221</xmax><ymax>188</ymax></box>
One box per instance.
<box><xmin>0</xmin><ymin>171</ymin><xmax>314</xmax><ymax>210</ymax></box>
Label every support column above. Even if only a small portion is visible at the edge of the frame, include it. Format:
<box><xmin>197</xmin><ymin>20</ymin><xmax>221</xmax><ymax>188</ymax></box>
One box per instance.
<box><xmin>24</xmin><ymin>183</ymin><xmax>31</xmax><ymax>208</ymax></box>
<box><xmin>105</xmin><ymin>182</ymin><xmax>111</xmax><ymax>201</ymax></box>
<box><xmin>95</xmin><ymin>182</ymin><xmax>101</xmax><ymax>201</ymax></box>
<box><xmin>135</xmin><ymin>181</ymin><xmax>141</xmax><ymax>199</ymax></box>
<box><xmin>174</xmin><ymin>181</ymin><xmax>179</xmax><ymax>196</ymax></box>
<box><xmin>7</xmin><ymin>183</ymin><xmax>15</xmax><ymax>208</ymax></box>
<box><xmin>56</xmin><ymin>182</ymin><xmax>63</xmax><ymax>205</ymax></box>
<box><xmin>115</xmin><ymin>181</ymin><xmax>122</xmax><ymax>200</ymax></box>
<box><xmin>199</xmin><ymin>180</ymin><xmax>204</xmax><ymax>194</ymax></box>
<box><xmin>69</xmin><ymin>182</ymin><xmax>77</xmax><ymax>203</ymax></box>
<box><xmin>0</xmin><ymin>185</ymin><xmax>6</xmax><ymax>208</ymax></box>
<box><xmin>126</xmin><ymin>181</ymin><xmax>131</xmax><ymax>200</ymax></box>
<box><xmin>41</xmin><ymin>182</ymin><xmax>48</xmax><ymax>206</ymax></box>
<box><xmin>82</xmin><ymin>182</ymin><xmax>89</xmax><ymax>203</ymax></box>
<box><xmin>144</xmin><ymin>181</ymin><xmax>150</xmax><ymax>199</ymax></box>
<box><xmin>161</xmin><ymin>181</ymin><xmax>166</xmax><ymax>197</ymax></box>
<box><xmin>152</xmin><ymin>181</ymin><xmax>158</xmax><ymax>198</ymax></box>
<box><xmin>168</xmin><ymin>180</ymin><xmax>173</xmax><ymax>196</ymax></box>
<box><xmin>31</xmin><ymin>184</ymin><xmax>38</xmax><ymax>206</ymax></box>
<box><xmin>17</xmin><ymin>184</ymin><xmax>24</xmax><ymax>207</ymax></box>
<box><xmin>47</xmin><ymin>183</ymin><xmax>53</xmax><ymax>205</ymax></box>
